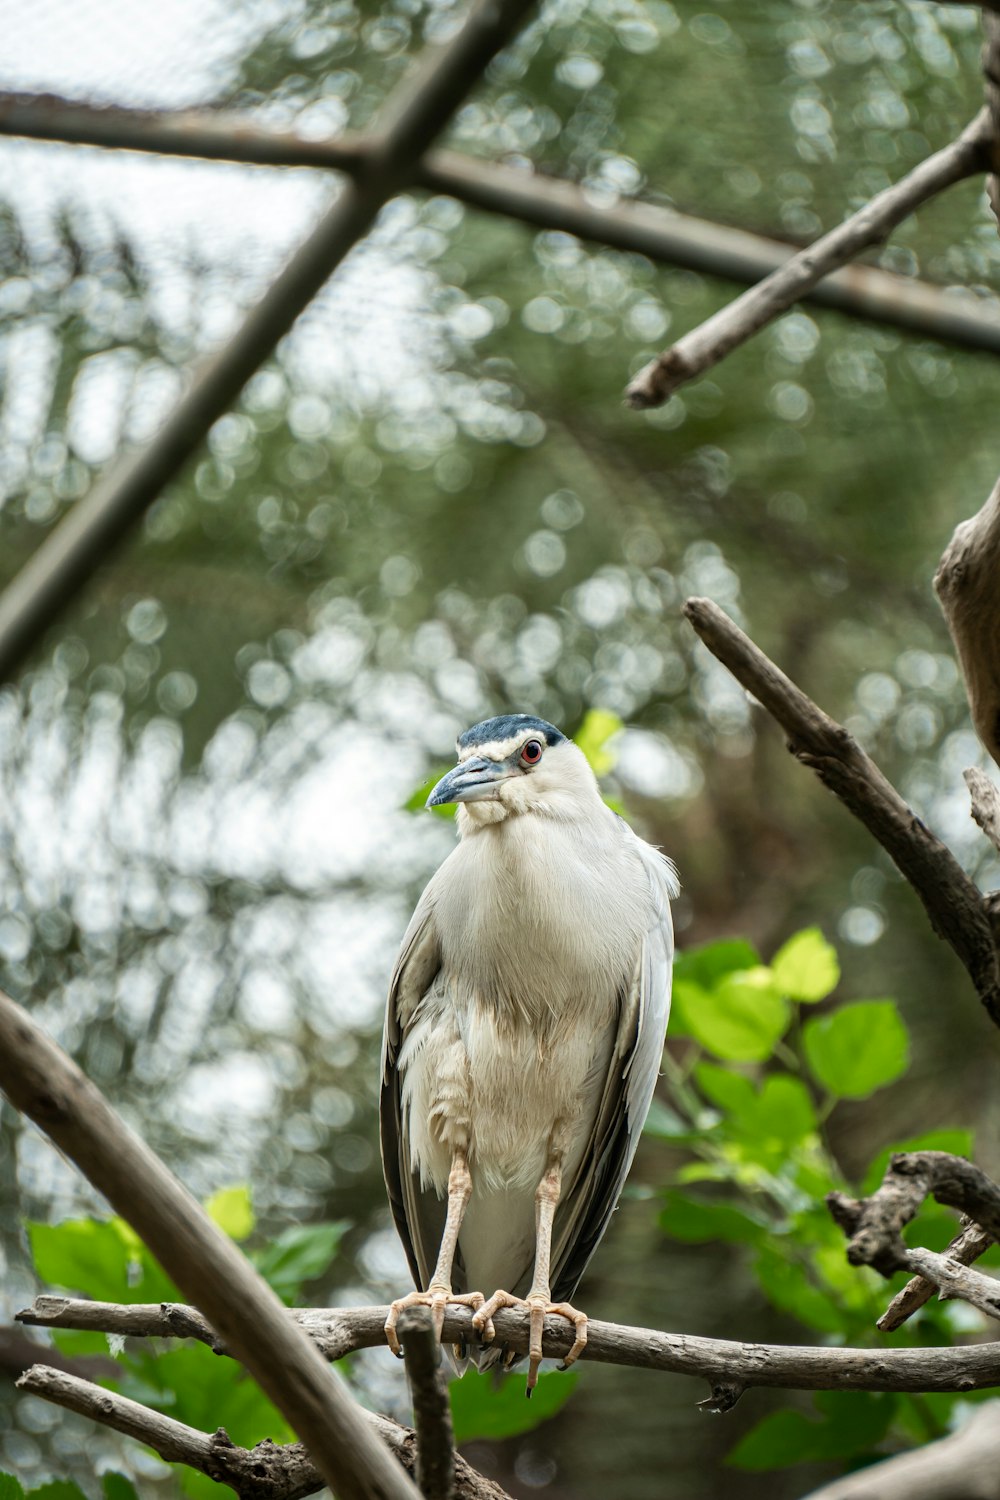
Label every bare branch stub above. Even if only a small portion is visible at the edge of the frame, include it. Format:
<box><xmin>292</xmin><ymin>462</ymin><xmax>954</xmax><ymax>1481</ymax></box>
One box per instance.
<box><xmin>682</xmin><ymin>596</ymin><xmax>1000</xmax><ymax>1025</ymax></box>
<box><xmin>399</xmin><ymin>1308</ymin><xmax>455</xmax><ymax>1500</ymax></box>
<box><xmin>19</xmin><ymin>1295</ymin><xmax>1000</xmax><ymax>1396</ymax></box>
<box><xmin>624</xmin><ymin>110</ymin><xmax>994</xmax><ymax>409</ymax></box>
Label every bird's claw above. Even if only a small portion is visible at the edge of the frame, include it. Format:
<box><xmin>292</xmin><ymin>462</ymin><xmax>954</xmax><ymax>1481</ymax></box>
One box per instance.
<box><xmin>473</xmin><ymin>1290</ymin><xmax>588</xmax><ymax>1393</ymax></box>
<box><xmin>384</xmin><ymin>1288</ymin><xmax>486</xmax><ymax>1355</ymax></box>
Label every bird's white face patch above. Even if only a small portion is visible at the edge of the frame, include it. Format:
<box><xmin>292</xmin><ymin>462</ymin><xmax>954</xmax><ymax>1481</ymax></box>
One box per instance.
<box><xmin>457</xmin><ymin>736</ymin><xmax>524</xmax><ymax>764</ymax></box>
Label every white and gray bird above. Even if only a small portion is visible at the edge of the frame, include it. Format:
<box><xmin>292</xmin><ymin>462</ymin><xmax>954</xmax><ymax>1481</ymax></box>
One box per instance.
<box><xmin>380</xmin><ymin>714</ymin><xmax>678</xmax><ymax>1389</ymax></box>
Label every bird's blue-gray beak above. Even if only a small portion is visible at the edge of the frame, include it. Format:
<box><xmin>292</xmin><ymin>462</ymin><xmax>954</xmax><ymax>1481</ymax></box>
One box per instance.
<box><xmin>426</xmin><ymin>756</ymin><xmax>509</xmax><ymax>808</ymax></box>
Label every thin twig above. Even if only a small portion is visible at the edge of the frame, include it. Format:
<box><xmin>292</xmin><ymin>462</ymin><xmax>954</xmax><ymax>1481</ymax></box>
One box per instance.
<box><xmin>878</xmin><ymin>1220</ymin><xmax>995</xmax><ymax>1332</ymax></box>
<box><xmin>2</xmin><ymin>96</ymin><xmax>999</xmax><ymax>360</ymax></box>
<box><xmin>399</xmin><ymin>1308</ymin><xmax>455</xmax><ymax>1500</ymax></box>
<box><xmin>625</xmin><ymin>110</ymin><xmax>994</xmax><ymax>408</ymax></box>
<box><xmin>16</xmin><ymin>1365</ymin><xmax>511</xmax><ymax>1500</ymax></box>
<box><xmin>0</xmin><ymin>0</ymin><xmax>538</xmax><ymax>683</ymax></box>
<box><xmin>682</xmin><ymin>596</ymin><xmax>1000</xmax><ymax>1024</ymax></box>
<box><xmin>0</xmin><ymin>989</ymin><xmax>418</xmax><ymax>1500</ymax></box>
<box><xmin>18</xmin><ymin>1295</ymin><xmax>1000</xmax><ymax>1397</ymax></box>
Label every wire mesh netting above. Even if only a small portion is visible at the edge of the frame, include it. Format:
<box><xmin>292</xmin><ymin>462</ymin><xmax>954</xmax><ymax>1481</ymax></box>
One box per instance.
<box><xmin>1</xmin><ymin>0</ymin><xmax>1000</xmax><ymax>1495</ymax></box>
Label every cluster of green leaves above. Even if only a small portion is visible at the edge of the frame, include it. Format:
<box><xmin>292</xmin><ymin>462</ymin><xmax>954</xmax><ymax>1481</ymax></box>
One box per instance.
<box><xmin>8</xmin><ymin>1184</ymin><xmax>571</xmax><ymax>1497</ymax></box>
<box><xmin>13</xmin><ymin>1189</ymin><xmax>348</xmax><ymax>1498</ymax></box>
<box><xmin>650</xmin><ymin>928</ymin><xmax>994</xmax><ymax>1472</ymax></box>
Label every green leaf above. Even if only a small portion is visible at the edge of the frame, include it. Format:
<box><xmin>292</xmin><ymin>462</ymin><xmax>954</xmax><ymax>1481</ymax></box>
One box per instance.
<box><xmin>573</xmin><ymin>709</ymin><xmax>623</xmax><ymax>777</ymax></box>
<box><xmin>102</xmin><ymin>1480</ymin><xmax>141</xmax><ymax>1500</ymax></box>
<box><xmin>862</xmin><ymin>1130</ymin><xmax>974</xmax><ymax>1196</ymax></box>
<box><xmin>674</xmin><ymin>938</ymin><xmax>761</xmax><ymax>990</ymax></box>
<box><xmin>694</xmin><ymin>1065</ymin><xmax>817</xmax><ymax>1148</ymax></box>
<box><xmin>25</xmin><ymin>1486</ymin><xmax>89</xmax><ymax>1500</ymax></box>
<box><xmin>693</xmin><ymin>1062</ymin><xmax>758</xmax><ymax>1116</ymax></box>
<box><xmin>28</xmin><ymin>1218</ymin><xmax>136</xmax><ymax>1303</ymax></box>
<box><xmin>450</xmin><ymin>1367</ymin><xmax>577</xmax><ymax>1443</ymax></box>
<box><xmin>206</xmin><ymin>1185</ymin><xmax>255</xmax><ymax>1242</ymax></box>
<box><xmin>802</xmin><ymin>1000</ymin><xmax>909</xmax><ymax>1099</ymax></box>
<box><xmin>659</xmin><ymin>1191</ymin><xmax>764</xmax><ymax>1245</ymax></box>
<box><xmin>403</xmin><ymin>769</ymin><xmax>456</xmax><ymax>819</ymax></box>
<box><xmin>685</xmin><ymin>968</ymin><xmax>790</xmax><ymax>1063</ymax></box>
<box><xmin>642</xmin><ymin>1097</ymin><xmax>693</xmax><ymax>1139</ymax></box>
<box><xmin>753</xmin><ymin>1247</ymin><xmax>846</xmax><ymax>1334</ymax></box>
<box><xmin>253</xmin><ymin>1221</ymin><xmax>350</xmax><ymax>1303</ymax></box>
<box><xmin>771</xmin><ymin>928</ymin><xmax>840</xmax><ymax>1003</ymax></box>
<box><xmin>0</xmin><ymin>1477</ymin><xmax>25</xmax><ymax>1500</ymax></box>
<box><xmin>735</xmin><ymin>1393</ymin><xmax>891</xmax><ymax>1468</ymax></box>
<box><xmin>727</xmin><ymin>1392</ymin><xmax>895</xmax><ymax>1470</ymax></box>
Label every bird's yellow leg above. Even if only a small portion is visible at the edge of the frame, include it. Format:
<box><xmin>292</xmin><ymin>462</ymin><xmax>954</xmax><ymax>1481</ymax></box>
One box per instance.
<box><xmin>384</xmin><ymin>1147</ymin><xmax>485</xmax><ymax>1356</ymax></box>
<box><xmin>473</xmin><ymin>1143</ymin><xmax>588</xmax><ymax>1393</ymax></box>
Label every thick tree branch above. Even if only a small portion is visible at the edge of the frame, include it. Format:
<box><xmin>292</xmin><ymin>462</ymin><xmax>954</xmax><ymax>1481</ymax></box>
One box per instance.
<box><xmin>16</xmin><ymin>1365</ymin><xmax>511</xmax><ymax>1500</ymax></box>
<box><xmin>18</xmin><ymin>1295</ymin><xmax>1000</xmax><ymax>1397</ymax></box>
<box><xmin>399</xmin><ymin>1308</ymin><xmax>455</xmax><ymax>1500</ymax></box>
<box><xmin>682</xmin><ymin>596</ymin><xmax>1000</xmax><ymax>1025</ymax></box>
<box><xmin>0</xmin><ymin>0</ymin><xmax>537</xmax><ymax>684</ymax></box>
<box><xmin>936</xmin><ymin>481</ymin><xmax>1000</xmax><ymax>770</ymax></box>
<box><xmin>0</xmin><ymin>989</ymin><xmax>418</xmax><ymax>1500</ymax></box>
<box><xmin>798</xmin><ymin>1400</ymin><xmax>1000</xmax><ymax>1500</ymax></box>
<box><xmin>625</xmin><ymin>110</ymin><xmax>994</xmax><ymax>408</ymax></box>
<box><xmin>878</xmin><ymin>1220</ymin><xmax>994</xmax><ymax>1332</ymax></box>
<box><xmin>2</xmin><ymin>96</ymin><xmax>999</xmax><ymax>360</ymax></box>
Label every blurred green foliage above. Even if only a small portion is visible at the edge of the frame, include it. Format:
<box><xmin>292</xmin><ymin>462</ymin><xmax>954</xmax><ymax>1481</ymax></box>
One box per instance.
<box><xmin>0</xmin><ymin>1477</ymin><xmax>138</xmax><ymax>1500</ymax></box>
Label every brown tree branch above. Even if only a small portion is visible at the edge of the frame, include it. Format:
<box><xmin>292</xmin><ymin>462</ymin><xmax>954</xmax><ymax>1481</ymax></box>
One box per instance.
<box><xmin>878</xmin><ymin>1220</ymin><xmax>995</xmax><ymax>1332</ymax></box>
<box><xmin>682</xmin><ymin>596</ymin><xmax>1000</xmax><ymax>1025</ymax></box>
<box><xmin>2</xmin><ymin>94</ymin><xmax>1000</xmax><ymax>359</ymax></box>
<box><xmin>0</xmin><ymin>989</ymin><xmax>418</xmax><ymax>1500</ymax></box>
<box><xmin>625</xmin><ymin>110</ymin><xmax>995</xmax><ymax>408</ymax></box>
<box><xmin>16</xmin><ymin>1364</ymin><xmax>511</xmax><ymax>1500</ymax></box>
<box><xmin>797</xmin><ymin>1400</ymin><xmax>1000</xmax><ymax>1500</ymax></box>
<box><xmin>18</xmin><ymin>1294</ymin><xmax>1000</xmax><ymax>1398</ymax></box>
<box><xmin>399</xmin><ymin>1308</ymin><xmax>455</xmax><ymax>1500</ymax></box>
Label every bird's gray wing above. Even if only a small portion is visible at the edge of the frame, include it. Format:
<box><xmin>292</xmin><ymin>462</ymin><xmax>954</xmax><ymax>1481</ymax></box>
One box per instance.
<box><xmin>550</xmin><ymin>832</ymin><xmax>676</xmax><ymax>1304</ymax></box>
<box><xmin>379</xmin><ymin>888</ymin><xmax>445</xmax><ymax>1293</ymax></box>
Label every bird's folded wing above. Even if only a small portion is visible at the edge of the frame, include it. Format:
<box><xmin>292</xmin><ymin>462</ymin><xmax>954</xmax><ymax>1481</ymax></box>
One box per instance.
<box><xmin>551</xmin><ymin>837</ymin><xmax>676</xmax><ymax>1304</ymax></box>
<box><xmin>379</xmin><ymin>890</ymin><xmax>444</xmax><ymax>1292</ymax></box>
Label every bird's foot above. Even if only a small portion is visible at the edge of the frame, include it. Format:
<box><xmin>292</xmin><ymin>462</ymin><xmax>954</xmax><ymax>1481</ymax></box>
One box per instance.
<box><xmin>383</xmin><ymin>1286</ymin><xmax>486</xmax><ymax>1357</ymax></box>
<box><xmin>472</xmin><ymin>1289</ymin><xmax>588</xmax><ymax>1393</ymax></box>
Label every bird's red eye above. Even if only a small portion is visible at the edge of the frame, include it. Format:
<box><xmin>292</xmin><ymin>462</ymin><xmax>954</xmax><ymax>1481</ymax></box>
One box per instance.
<box><xmin>520</xmin><ymin>739</ymin><xmax>543</xmax><ymax>765</ymax></box>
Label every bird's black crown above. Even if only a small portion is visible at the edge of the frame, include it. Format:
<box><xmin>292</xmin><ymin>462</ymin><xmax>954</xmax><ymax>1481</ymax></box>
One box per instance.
<box><xmin>458</xmin><ymin>715</ymin><xmax>567</xmax><ymax>751</ymax></box>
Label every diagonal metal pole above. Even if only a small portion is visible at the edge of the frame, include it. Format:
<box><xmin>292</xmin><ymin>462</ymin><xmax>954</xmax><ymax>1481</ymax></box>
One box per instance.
<box><xmin>3</xmin><ymin>95</ymin><xmax>1000</xmax><ymax>358</ymax></box>
<box><xmin>0</xmin><ymin>0</ymin><xmax>537</xmax><ymax>683</ymax></box>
